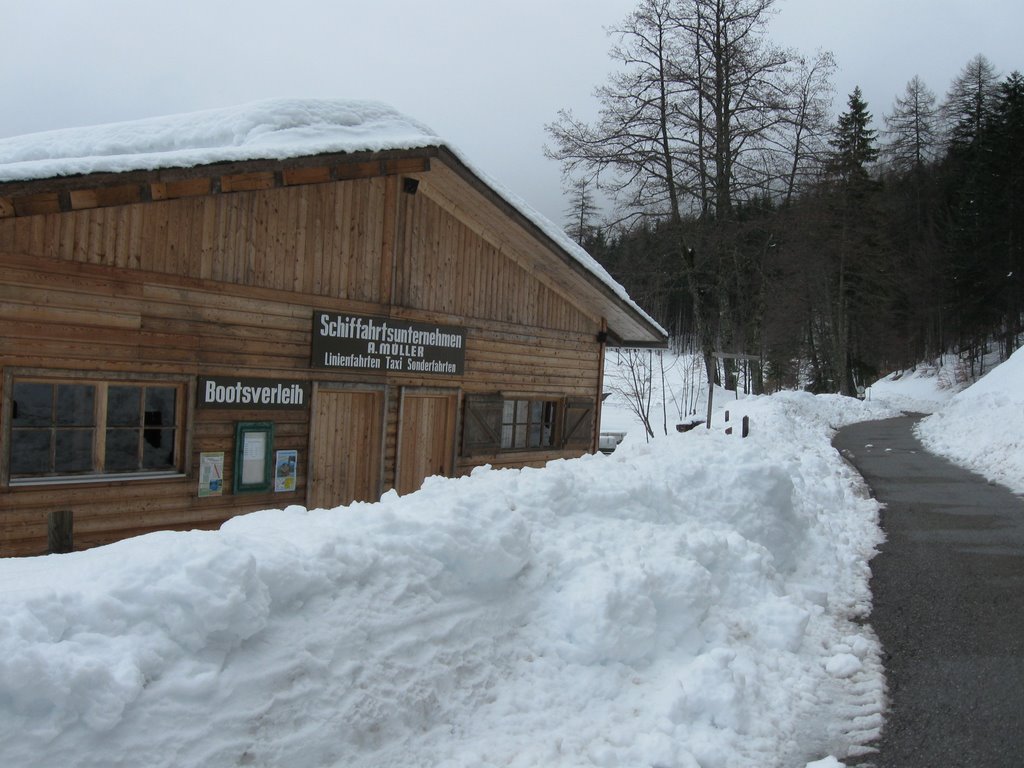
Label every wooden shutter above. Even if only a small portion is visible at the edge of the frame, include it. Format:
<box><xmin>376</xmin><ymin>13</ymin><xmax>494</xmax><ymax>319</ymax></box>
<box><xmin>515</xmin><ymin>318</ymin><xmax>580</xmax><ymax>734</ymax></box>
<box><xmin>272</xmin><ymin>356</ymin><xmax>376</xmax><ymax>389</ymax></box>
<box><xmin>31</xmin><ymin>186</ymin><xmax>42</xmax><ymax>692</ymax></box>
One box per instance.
<box><xmin>461</xmin><ymin>394</ymin><xmax>503</xmax><ymax>456</ymax></box>
<box><xmin>562</xmin><ymin>396</ymin><xmax>595</xmax><ymax>451</ymax></box>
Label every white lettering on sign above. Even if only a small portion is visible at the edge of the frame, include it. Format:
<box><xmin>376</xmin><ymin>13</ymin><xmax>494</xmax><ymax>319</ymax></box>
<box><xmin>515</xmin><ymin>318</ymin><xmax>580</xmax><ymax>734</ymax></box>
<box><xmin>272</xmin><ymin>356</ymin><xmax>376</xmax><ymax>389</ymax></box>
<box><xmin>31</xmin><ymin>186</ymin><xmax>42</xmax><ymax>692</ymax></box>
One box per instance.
<box><xmin>203</xmin><ymin>380</ymin><xmax>306</xmax><ymax>406</ymax></box>
<box><xmin>318</xmin><ymin>314</ymin><xmax>464</xmax><ymax>349</ymax></box>
<box><xmin>322</xmin><ymin>352</ymin><xmax>382</xmax><ymax>369</ymax></box>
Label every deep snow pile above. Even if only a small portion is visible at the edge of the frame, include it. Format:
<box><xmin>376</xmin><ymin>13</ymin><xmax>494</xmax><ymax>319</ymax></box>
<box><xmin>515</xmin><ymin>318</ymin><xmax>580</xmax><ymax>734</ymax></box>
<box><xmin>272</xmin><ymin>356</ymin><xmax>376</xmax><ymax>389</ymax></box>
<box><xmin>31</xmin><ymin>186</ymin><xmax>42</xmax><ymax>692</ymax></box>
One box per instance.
<box><xmin>916</xmin><ymin>345</ymin><xmax>1024</xmax><ymax>494</ymax></box>
<box><xmin>0</xmin><ymin>393</ymin><xmax>898</xmax><ymax>768</ymax></box>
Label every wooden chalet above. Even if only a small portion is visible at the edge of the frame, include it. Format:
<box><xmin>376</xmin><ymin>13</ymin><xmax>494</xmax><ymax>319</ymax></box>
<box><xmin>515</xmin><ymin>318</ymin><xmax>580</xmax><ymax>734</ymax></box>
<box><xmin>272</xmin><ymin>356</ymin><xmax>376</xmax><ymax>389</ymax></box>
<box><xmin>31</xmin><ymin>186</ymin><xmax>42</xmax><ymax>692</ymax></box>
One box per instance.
<box><xmin>0</xmin><ymin>100</ymin><xmax>665</xmax><ymax>557</ymax></box>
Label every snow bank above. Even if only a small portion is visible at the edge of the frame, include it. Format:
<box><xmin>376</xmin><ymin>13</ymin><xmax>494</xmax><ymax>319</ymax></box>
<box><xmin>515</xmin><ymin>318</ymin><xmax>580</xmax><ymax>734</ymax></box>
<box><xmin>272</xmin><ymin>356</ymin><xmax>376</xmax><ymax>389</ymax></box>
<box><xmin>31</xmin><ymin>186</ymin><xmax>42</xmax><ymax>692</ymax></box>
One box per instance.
<box><xmin>867</xmin><ymin>358</ymin><xmax>965</xmax><ymax>414</ymax></box>
<box><xmin>916</xmin><ymin>346</ymin><xmax>1024</xmax><ymax>494</ymax></box>
<box><xmin>0</xmin><ymin>394</ymin><xmax>887</xmax><ymax>768</ymax></box>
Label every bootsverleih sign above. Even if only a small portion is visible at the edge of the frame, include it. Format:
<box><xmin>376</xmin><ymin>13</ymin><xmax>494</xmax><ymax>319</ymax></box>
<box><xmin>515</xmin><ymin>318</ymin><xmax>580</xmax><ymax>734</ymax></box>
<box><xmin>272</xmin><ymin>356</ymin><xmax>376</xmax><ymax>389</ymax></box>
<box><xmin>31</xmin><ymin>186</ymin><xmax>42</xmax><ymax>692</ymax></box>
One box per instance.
<box><xmin>312</xmin><ymin>311</ymin><xmax>466</xmax><ymax>375</ymax></box>
<box><xmin>198</xmin><ymin>377</ymin><xmax>310</xmax><ymax>410</ymax></box>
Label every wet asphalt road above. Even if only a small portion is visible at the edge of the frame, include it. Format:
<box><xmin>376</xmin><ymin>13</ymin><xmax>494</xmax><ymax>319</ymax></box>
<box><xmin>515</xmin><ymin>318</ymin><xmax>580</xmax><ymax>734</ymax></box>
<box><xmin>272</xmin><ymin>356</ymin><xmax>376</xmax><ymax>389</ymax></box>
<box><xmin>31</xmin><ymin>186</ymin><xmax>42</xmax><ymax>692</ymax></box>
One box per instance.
<box><xmin>833</xmin><ymin>415</ymin><xmax>1024</xmax><ymax>767</ymax></box>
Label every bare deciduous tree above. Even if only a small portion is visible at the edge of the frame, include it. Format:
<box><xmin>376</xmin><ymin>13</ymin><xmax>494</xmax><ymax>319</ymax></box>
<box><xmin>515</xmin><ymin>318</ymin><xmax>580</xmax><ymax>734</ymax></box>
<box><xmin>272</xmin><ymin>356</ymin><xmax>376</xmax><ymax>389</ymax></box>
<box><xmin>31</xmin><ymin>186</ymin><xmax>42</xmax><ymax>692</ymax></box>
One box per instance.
<box><xmin>884</xmin><ymin>75</ymin><xmax>940</xmax><ymax>174</ymax></box>
<box><xmin>546</xmin><ymin>0</ymin><xmax>805</xmax><ymax>393</ymax></box>
<box><xmin>607</xmin><ymin>348</ymin><xmax>658</xmax><ymax>439</ymax></box>
<box><xmin>776</xmin><ymin>50</ymin><xmax>836</xmax><ymax>206</ymax></box>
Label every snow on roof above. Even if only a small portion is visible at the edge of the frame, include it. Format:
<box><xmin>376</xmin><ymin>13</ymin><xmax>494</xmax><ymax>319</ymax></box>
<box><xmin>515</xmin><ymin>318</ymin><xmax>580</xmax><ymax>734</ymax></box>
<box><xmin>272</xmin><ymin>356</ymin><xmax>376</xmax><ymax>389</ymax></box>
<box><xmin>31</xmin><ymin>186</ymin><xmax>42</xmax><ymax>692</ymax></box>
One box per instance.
<box><xmin>0</xmin><ymin>98</ymin><xmax>666</xmax><ymax>340</ymax></box>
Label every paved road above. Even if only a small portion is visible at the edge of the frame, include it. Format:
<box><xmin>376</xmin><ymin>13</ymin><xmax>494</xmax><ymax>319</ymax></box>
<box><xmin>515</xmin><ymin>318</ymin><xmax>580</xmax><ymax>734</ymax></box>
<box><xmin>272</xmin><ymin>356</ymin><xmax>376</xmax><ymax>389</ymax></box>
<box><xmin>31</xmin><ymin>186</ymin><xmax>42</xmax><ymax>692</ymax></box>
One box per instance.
<box><xmin>833</xmin><ymin>416</ymin><xmax>1024</xmax><ymax>767</ymax></box>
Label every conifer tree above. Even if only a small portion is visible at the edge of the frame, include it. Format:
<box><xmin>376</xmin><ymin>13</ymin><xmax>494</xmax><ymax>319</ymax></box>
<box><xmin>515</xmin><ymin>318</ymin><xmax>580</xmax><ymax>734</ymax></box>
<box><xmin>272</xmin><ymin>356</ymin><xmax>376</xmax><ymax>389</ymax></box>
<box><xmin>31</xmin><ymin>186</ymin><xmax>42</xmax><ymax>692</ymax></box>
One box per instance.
<box><xmin>881</xmin><ymin>78</ymin><xmax>946</xmax><ymax>361</ymax></box>
<box><xmin>940</xmin><ymin>56</ymin><xmax>1003</xmax><ymax>360</ymax></box>
<box><xmin>943</xmin><ymin>54</ymin><xmax>1000</xmax><ymax>151</ymax></box>
<box><xmin>563</xmin><ymin>176</ymin><xmax>600</xmax><ymax>246</ymax></box>
<box><xmin>989</xmin><ymin>72</ymin><xmax>1024</xmax><ymax>356</ymax></box>
<box><xmin>828</xmin><ymin>87</ymin><xmax>879</xmax><ymax>187</ymax></box>
<box><xmin>822</xmin><ymin>87</ymin><xmax>886</xmax><ymax>395</ymax></box>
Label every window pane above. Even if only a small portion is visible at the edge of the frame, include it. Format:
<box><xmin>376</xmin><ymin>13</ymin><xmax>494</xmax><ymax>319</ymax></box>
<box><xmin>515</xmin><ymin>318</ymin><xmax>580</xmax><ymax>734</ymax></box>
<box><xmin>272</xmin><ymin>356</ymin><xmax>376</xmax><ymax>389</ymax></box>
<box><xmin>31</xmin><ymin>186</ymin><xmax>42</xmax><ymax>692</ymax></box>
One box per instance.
<box><xmin>514</xmin><ymin>424</ymin><xmax>527</xmax><ymax>448</ymax></box>
<box><xmin>143</xmin><ymin>429</ymin><xmax>176</xmax><ymax>470</ymax></box>
<box><xmin>515</xmin><ymin>400</ymin><xmax>528</xmax><ymax>423</ymax></box>
<box><xmin>502</xmin><ymin>400</ymin><xmax>515</xmax><ymax>422</ymax></box>
<box><xmin>105</xmin><ymin>428</ymin><xmax>140</xmax><ymax>471</ymax></box>
<box><xmin>145</xmin><ymin>387</ymin><xmax>176</xmax><ymax>427</ymax></box>
<box><xmin>530</xmin><ymin>401</ymin><xmax>544</xmax><ymax>422</ymax></box>
<box><xmin>501</xmin><ymin>423</ymin><xmax>513</xmax><ymax>449</ymax></box>
<box><xmin>542</xmin><ymin>402</ymin><xmax>556</xmax><ymax>446</ymax></box>
<box><xmin>13</xmin><ymin>383</ymin><xmax>53</xmax><ymax>426</ymax></box>
<box><xmin>107</xmin><ymin>386</ymin><xmax>142</xmax><ymax>427</ymax></box>
<box><xmin>56</xmin><ymin>385</ymin><xmax>94</xmax><ymax>426</ymax></box>
<box><xmin>543</xmin><ymin>402</ymin><xmax>557</xmax><ymax>423</ymax></box>
<box><xmin>528</xmin><ymin>423</ymin><xmax>541</xmax><ymax>448</ymax></box>
<box><xmin>55</xmin><ymin>429</ymin><xmax>94</xmax><ymax>473</ymax></box>
<box><xmin>10</xmin><ymin>429</ymin><xmax>52</xmax><ymax>474</ymax></box>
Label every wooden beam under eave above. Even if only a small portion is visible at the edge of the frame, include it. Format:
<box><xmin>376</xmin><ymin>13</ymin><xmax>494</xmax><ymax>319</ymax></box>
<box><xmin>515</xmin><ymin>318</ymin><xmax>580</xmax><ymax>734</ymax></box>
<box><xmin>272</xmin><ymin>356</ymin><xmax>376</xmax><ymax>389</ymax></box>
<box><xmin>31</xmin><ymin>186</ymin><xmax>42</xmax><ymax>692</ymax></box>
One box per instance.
<box><xmin>13</xmin><ymin>192</ymin><xmax>62</xmax><ymax>216</ymax></box>
<box><xmin>69</xmin><ymin>184</ymin><xmax>145</xmax><ymax>210</ymax></box>
<box><xmin>151</xmin><ymin>178</ymin><xmax>213</xmax><ymax>201</ymax></box>
<box><xmin>282</xmin><ymin>167</ymin><xmax>332</xmax><ymax>186</ymax></box>
<box><xmin>220</xmin><ymin>171</ymin><xmax>276</xmax><ymax>193</ymax></box>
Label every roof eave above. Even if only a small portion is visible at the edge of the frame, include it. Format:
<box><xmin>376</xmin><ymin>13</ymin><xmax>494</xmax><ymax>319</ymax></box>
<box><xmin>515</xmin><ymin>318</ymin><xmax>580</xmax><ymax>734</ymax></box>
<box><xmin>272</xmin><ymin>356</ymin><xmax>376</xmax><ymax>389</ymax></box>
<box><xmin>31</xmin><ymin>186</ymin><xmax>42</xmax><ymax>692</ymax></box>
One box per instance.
<box><xmin>433</xmin><ymin>147</ymin><xmax>667</xmax><ymax>348</ymax></box>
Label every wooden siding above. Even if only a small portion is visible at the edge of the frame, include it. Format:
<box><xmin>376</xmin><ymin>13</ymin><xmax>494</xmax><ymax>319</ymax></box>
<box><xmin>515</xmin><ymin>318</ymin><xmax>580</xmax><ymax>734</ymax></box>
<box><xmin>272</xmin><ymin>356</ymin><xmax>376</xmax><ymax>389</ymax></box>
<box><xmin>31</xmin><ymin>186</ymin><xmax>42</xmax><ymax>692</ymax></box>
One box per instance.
<box><xmin>0</xmin><ymin>156</ymin><xmax>604</xmax><ymax>557</ymax></box>
<box><xmin>0</xmin><ymin>179</ymin><xmax>388</xmax><ymax>303</ymax></box>
<box><xmin>395</xmin><ymin>191</ymin><xmax>593</xmax><ymax>333</ymax></box>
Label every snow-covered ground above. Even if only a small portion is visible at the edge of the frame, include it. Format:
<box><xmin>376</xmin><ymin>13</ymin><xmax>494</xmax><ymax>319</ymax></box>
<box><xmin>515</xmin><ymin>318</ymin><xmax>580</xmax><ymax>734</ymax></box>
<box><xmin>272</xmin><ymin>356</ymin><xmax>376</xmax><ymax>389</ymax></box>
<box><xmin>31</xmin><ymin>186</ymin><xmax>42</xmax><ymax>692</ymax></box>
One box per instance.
<box><xmin>866</xmin><ymin>357</ymin><xmax>966</xmax><ymax>415</ymax></box>
<box><xmin>916</xmin><ymin>346</ymin><xmax>1024</xmax><ymax>494</ymax></box>
<box><xmin>1</xmin><ymin>347</ymin><xmax>1019</xmax><ymax>768</ymax></box>
<box><xmin>855</xmin><ymin>348</ymin><xmax>1023</xmax><ymax>495</ymax></box>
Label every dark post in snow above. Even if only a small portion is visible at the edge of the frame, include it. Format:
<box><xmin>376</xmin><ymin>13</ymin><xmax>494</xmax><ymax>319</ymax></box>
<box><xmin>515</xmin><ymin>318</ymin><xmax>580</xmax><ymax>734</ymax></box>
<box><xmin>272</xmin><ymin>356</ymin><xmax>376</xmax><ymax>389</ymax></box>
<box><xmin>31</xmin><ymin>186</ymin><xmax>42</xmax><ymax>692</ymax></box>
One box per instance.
<box><xmin>708</xmin><ymin>352</ymin><xmax>761</xmax><ymax>429</ymax></box>
<box><xmin>48</xmin><ymin>510</ymin><xmax>73</xmax><ymax>554</ymax></box>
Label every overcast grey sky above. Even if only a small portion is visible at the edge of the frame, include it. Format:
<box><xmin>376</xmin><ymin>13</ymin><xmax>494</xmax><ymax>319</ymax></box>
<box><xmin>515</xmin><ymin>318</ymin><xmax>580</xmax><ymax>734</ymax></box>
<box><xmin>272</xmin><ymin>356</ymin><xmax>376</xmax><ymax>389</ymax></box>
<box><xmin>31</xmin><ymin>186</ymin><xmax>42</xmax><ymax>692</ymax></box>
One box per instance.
<box><xmin>2</xmin><ymin>0</ymin><xmax>1021</xmax><ymax>227</ymax></box>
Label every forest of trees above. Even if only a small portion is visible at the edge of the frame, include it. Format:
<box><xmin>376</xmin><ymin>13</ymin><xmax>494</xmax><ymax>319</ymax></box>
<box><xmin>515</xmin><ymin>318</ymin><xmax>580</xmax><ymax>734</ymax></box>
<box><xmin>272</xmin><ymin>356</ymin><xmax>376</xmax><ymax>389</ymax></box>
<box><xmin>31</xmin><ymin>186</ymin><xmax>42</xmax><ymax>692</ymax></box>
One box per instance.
<box><xmin>546</xmin><ymin>0</ymin><xmax>1023</xmax><ymax>395</ymax></box>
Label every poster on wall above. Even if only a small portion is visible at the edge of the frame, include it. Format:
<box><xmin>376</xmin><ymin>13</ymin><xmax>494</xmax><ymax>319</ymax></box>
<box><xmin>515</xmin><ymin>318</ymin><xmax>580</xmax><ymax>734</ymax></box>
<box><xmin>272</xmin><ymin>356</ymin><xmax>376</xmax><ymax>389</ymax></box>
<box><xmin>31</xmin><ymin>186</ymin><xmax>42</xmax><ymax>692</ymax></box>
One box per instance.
<box><xmin>198</xmin><ymin>452</ymin><xmax>224</xmax><ymax>497</ymax></box>
<box><xmin>275</xmin><ymin>449</ymin><xmax>298</xmax><ymax>492</ymax></box>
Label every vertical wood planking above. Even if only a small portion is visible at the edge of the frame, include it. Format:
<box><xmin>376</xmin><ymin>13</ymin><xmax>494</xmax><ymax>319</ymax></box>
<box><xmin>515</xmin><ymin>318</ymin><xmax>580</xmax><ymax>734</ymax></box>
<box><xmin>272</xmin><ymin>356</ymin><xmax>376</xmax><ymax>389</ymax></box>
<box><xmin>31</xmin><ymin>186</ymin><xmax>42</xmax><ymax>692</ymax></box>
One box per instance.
<box><xmin>380</xmin><ymin>175</ymin><xmax>398</xmax><ymax>305</ymax></box>
<box><xmin>309</xmin><ymin>390</ymin><xmax>383</xmax><ymax>508</ymax></box>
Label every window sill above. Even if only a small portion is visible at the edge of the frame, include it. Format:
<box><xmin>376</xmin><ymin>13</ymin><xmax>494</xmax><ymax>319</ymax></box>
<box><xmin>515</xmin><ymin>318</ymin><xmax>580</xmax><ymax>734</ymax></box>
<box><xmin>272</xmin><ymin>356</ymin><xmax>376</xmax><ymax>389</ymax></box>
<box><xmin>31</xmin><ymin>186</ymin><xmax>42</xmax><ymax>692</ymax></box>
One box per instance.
<box><xmin>9</xmin><ymin>471</ymin><xmax>185</xmax><ymax>488</ymax></box>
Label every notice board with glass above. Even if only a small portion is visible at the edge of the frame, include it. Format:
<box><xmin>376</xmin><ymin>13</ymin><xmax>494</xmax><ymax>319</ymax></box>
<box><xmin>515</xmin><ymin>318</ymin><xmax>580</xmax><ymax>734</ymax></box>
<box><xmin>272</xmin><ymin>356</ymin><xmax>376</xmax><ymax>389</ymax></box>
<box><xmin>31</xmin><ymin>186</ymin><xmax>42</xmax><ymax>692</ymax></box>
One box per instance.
<box><xmin>233</xmin><ymin>421</ymin><xmax>274</xmax><ymax>493</ymax></box>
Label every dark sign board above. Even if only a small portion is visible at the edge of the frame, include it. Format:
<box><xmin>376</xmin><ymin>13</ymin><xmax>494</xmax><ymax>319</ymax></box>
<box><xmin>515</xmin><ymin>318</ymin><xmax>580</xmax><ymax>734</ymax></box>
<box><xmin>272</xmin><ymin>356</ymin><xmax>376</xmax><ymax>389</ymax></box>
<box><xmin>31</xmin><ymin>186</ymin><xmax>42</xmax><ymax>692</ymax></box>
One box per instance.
<box><xmin>312</xmin><ymin>311</ymin><xmax>466</xmax><ymax>375</ymax></box>
<box><xmin>198</xmin><ymin>377</ymin><xmax>310</xmax><ymax>410</ymax></box>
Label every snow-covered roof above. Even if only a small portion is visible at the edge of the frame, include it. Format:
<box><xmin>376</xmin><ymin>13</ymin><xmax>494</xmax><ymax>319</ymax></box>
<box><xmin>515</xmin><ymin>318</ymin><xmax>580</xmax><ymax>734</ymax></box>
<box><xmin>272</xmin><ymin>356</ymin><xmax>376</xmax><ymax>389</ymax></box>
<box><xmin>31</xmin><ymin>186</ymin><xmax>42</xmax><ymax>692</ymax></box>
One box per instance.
<box><xmin>0</xmin><ymin>98</ymin><xmax>666</xmax><ymax>341</ymax></box>
<box><xmin>0</xmin><ymin>100</ymin><xmax>441</xmax><ymax>181</ymax></box>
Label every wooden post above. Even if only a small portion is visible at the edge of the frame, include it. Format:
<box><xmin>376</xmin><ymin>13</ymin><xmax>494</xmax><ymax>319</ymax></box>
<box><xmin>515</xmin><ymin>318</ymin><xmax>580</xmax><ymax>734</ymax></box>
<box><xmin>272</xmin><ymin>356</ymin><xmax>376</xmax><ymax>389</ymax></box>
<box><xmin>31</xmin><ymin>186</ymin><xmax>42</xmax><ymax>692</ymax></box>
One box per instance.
<box><xmin>742</xmin><ymin>415</ymin><xmax>750</xmax><ymax>438</ymax></box>
<box><xmin>711</xmin><ymin>351</ymin><xmax>761</xmax><ymax>430</ymax></box>
<box><xmin>48</xmin><ymin>511</ymin><xmax>73</xmax><ymax>554</ymax></box>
